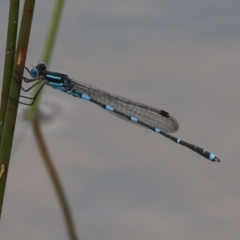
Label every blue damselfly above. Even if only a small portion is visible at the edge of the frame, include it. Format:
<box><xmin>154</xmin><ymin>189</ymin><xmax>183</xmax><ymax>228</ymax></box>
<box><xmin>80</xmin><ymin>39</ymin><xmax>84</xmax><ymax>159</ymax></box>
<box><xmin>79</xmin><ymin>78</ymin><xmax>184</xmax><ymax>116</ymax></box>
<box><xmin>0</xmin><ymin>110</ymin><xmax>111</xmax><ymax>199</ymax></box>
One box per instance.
<box><xmin>18</xmin><ymin>63</ymin><xmax>220</xmax><ymax>162</ymax></box>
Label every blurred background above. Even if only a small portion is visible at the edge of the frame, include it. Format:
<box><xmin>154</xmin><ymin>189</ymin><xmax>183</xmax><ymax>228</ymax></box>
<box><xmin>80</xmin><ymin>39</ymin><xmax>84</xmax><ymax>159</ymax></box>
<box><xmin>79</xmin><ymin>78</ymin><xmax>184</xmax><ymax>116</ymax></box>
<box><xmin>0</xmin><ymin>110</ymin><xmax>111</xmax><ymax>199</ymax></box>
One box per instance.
<box><xmin>0</xmin><ymin>1</ymin><xmax>240</xmax><ymax>239</ymax></box>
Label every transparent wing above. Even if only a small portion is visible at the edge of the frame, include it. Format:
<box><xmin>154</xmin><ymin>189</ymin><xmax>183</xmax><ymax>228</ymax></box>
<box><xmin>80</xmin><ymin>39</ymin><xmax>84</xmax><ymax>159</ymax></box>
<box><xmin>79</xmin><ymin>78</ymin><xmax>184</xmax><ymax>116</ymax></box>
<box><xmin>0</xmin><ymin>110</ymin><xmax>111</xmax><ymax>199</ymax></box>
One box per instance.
<box><xmin>71</xmin><ymin>80</ymin><xmax>179</xmax><ymax>133</ymax></box>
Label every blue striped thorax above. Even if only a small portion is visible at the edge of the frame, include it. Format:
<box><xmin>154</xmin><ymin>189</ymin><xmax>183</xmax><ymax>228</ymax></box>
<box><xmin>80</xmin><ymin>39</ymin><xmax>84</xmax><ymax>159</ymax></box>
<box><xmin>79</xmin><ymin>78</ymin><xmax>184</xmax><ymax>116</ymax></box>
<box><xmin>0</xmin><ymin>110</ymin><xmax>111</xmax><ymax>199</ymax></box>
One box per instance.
<box><xmin>30</xmin><ymin>63</ymin><xmax>73</xmax><ymax>93</ymax></box>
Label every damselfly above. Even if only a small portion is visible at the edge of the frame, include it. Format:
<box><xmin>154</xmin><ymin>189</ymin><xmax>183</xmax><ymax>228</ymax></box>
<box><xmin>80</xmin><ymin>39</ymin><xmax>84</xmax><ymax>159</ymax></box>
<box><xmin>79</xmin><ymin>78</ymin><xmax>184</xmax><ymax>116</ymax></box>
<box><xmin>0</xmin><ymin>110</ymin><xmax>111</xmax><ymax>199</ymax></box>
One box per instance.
<box><xmin>18</xmin><ymin>62</ymin><xmax>220</xmax><ymax>162</ymax></box>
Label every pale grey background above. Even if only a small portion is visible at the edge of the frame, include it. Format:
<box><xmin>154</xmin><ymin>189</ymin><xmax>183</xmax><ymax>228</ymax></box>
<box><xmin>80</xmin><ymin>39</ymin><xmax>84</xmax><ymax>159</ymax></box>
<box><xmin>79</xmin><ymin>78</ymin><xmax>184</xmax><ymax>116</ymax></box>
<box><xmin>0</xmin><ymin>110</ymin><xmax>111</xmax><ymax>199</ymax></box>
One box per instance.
<box><xmin>0</xmin><ymin>1</ymin><xmax>239</xmax><ymax>239</ymax></box>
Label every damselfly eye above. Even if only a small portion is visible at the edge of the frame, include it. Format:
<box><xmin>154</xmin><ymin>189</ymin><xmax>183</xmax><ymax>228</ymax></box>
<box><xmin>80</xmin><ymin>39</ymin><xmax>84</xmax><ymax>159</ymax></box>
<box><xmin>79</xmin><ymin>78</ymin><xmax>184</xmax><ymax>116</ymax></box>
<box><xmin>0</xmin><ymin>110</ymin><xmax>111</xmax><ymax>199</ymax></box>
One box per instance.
<box><xmin>39</xmin><ymin>62</ymin><xmax>47</xmax><ymax>71</ymax></box>
<box><xmin>30</xmin><ymin>67</ymin><xmax>39</xmax><ymax>78</ymax></box>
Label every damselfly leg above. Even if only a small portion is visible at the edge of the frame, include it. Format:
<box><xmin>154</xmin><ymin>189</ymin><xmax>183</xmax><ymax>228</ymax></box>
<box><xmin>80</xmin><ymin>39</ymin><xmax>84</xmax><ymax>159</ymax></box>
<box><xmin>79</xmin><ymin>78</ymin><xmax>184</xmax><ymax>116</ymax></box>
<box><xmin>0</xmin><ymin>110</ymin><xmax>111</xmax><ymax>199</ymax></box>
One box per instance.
<box><xmin>11</xmin><ymin>68</ymin><xmax>45</xmax><ymax>106</ymax></box>
<box><xmin>17</xmin><ymin>83</ymin><xmax>45</xmax><ymax>106</ymax></box>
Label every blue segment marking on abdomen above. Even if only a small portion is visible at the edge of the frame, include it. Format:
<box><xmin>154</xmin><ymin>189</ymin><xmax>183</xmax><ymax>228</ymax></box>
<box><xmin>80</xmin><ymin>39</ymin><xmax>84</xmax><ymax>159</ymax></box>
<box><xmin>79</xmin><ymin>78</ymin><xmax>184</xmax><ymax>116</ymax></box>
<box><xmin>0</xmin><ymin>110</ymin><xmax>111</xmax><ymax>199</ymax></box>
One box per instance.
<box><xmin>81</xmin><ymin>94</ymin><xmax>91</xmax><ymax>100</ymax></box>
<box><xmin>130</xmin><ymin>117</ymin><xmax>138</xmax><ymax>122</ymax></box>
<box><xmin>106</xmin><ymin>105</ymin><xmax>114</xmax><ymax>111</ymax></box>
<box><xmin>209</xmin><ymin>153</ymin><xmax>216</xmax><ymax>160</ymax></box>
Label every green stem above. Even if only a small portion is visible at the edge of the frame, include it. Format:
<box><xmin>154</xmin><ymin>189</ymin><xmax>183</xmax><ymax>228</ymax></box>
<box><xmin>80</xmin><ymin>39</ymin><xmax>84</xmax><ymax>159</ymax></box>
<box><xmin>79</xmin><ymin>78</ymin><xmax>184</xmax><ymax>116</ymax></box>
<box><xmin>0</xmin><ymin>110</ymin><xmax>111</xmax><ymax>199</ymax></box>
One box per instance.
<box><xmin>0</xmin><ymin>0</ymin><xmax>19</xmax><ymax>147</ymax></box>
<box><xmin>24</xmin><ymin>0</ymin><xmax>79</xmax><ymax>239</ymax></box>
<box><xmin>27</xmin><ymin>0</ymin><xmax>65</xmax><ymax>119</ymax></box>
<box><xmin>0</xmin><ymin>0</ymin><xmax>35</xmax><ymax>218</ymax></box>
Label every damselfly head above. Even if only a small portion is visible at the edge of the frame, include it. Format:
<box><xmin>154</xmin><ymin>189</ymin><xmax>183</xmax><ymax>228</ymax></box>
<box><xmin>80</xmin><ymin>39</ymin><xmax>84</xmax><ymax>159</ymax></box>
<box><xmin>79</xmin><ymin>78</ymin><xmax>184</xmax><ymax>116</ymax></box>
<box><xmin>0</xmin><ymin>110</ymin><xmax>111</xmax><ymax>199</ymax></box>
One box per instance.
<box><xmin>30</xmin><ymin>62</ymin><xmax>47</xmax><ymax>77</ymax></box>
